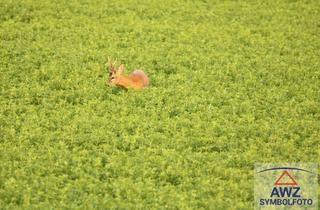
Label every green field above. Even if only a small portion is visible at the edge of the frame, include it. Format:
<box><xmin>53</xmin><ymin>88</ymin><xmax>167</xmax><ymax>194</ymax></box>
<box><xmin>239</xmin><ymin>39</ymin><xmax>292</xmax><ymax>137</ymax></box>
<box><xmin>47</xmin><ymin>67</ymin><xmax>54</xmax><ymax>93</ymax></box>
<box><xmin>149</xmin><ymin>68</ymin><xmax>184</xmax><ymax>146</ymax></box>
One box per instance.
<box><xmin>1</xmin><ymin>0</ymin><xmax>319</xmax><ymax>209</ymax></box>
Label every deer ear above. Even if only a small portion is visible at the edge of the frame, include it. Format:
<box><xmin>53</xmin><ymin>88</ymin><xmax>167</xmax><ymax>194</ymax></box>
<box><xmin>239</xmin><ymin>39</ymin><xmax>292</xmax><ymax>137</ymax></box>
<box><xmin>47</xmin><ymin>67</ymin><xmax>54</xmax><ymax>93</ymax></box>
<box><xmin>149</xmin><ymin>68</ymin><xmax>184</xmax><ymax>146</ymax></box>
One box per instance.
<box><xmin>117</xmin><ymin>64</ymin><xmax>125</xmax><ymax>75</ymax></box>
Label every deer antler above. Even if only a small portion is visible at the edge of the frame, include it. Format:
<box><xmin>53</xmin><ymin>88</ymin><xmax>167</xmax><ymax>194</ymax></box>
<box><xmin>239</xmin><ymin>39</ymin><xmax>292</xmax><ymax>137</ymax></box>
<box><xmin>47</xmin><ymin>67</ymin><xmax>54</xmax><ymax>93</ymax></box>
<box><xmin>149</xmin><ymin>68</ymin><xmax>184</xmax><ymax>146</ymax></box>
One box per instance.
<box><xmin>113</xmin><ymin>58</ymin><xmax>117</xmax><ymax>67</ymax></box>
<box><xmin>107</xmin><ymin>57</ymin><xmax>115</xmax><ymax>73</ymax></box>
<box><xmin>107</xmin><ymin>57</ymin><xmax>118</xmax><ymax>70</ymax></box>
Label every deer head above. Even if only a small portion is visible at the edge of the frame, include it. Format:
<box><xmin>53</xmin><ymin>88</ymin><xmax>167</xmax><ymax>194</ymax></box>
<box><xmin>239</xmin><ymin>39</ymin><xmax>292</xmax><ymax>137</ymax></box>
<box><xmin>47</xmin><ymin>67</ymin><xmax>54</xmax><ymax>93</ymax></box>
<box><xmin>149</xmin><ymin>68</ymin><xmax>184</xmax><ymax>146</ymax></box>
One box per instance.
<box><xmin>107</xmin><ymin>57</ymin><xmax>124</xmax><ymax>87</ymax></box>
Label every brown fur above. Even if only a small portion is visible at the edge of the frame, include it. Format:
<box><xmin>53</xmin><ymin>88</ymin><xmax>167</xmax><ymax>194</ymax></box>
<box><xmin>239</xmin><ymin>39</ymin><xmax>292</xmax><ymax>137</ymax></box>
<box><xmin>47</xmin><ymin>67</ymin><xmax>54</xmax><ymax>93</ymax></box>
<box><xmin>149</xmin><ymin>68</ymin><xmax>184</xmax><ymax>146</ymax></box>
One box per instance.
<box><xmin>107</xmin><ymin>59</ymin><xmax>149</xmax><ymax>90</ymax></box>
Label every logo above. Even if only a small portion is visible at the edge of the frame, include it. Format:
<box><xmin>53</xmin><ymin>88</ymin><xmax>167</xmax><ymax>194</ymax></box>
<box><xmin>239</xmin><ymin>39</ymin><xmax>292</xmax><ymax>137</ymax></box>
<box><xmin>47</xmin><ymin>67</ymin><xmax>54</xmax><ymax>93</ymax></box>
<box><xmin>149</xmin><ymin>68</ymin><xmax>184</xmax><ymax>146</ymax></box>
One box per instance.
<box><xmin>274</xmin><ymin>170</ymin><xmax>297</xmax><ymax>186</ymax></box>
<box><xmin>255</xmin><ymin>164</ymin><xmax>318</xmax><ymax>210</ymax></box>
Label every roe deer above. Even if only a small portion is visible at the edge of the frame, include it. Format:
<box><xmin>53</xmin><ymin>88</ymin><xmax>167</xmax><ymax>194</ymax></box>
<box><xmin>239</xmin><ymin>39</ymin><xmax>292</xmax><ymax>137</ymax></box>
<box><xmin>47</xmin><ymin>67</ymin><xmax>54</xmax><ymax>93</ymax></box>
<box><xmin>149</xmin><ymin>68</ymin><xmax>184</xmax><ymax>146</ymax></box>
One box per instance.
<box><xmin>107</xmin><ymin>58</ymin><xmax>149</xmax><ymax>90</ymax></box>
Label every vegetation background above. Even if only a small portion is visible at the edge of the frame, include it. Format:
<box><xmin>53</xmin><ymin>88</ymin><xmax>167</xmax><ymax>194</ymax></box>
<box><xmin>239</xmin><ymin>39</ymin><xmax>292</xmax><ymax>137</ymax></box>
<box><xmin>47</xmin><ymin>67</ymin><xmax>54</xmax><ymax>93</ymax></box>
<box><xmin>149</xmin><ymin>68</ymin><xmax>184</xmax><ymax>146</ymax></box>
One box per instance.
<box><xmin>0</xmin><ymin>0</ymin><xmax>319</xmax><ymax>209</ymax></box>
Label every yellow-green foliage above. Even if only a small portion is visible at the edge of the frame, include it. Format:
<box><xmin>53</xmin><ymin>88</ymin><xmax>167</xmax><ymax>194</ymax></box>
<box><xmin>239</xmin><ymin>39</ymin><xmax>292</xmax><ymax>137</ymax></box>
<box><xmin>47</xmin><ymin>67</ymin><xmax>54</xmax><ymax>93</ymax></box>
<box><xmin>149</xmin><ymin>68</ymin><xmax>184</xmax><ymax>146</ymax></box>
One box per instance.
<box><xmin>0</xmin><ymin>0</ymin><xmax>319</xmax><ymax>209</ymax></box>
